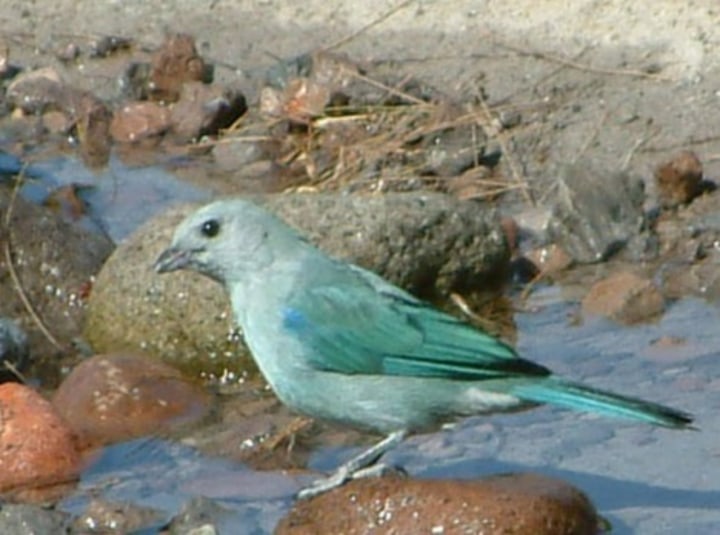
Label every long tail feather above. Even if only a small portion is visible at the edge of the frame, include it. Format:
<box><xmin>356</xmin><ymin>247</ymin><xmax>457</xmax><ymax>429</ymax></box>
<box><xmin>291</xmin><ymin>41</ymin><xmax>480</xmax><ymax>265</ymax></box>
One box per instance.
<box><xmin>512</xmin><ymin>379</ymin><xmax>694</xmax><ymax>429</ymax></box>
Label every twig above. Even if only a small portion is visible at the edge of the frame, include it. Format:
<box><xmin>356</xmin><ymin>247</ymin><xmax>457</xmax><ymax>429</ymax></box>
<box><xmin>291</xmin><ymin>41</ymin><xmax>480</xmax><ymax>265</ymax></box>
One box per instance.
<box><xmin>492</xmin><ymin>37</ymin><xmax>674</xmax><ymax>82</ymax></box>
<box><xmin>639</xmin><ymin>135</ymin><xmax>720</xmax><ymax>153</ymax></box>
<box><xmin>322</xmin><ymin>0</ymin><xmax>416</xmax><ymax>52</ymax></box>
<box><xmin>576</xmin><ymin>108</ymin><xmax>612</xmax><ymax>162</ymax></box>
<box><xmin>262</xmin><ymin>416</ymin><xmax>313</xmax><ymax>452</ymax></box>
<box><xmin>3</xmin><ymin>168</ymin><xmax>65</xmax><ymax>351</ymax></box>
<box><xmin>450</xmin><ymin>292</ymin><xmax>484</xmax><ymax>323</ymax></box>
<box><xmin>348</xmin><ymin>70</ymin><xmax>430</xmax><ymax>106</ymax></box>
<box><xmin>621</xmin><ymin>123</ymin><xmax>660</xmax><ymax>170</ymax></box>
<box><xmin>475</xmin><ymin>90</ymin><xmax>535</xmax><ymax>205</ymax></box>
<box><xmin>2</xmin><ymin>361</ymin><xmax>28</xmax><ymax>384</ymax></box>
<box><xmin>494</xmin><ymin>48</ymin><xmax>590</xmax><ymax>106</ymax></box>
<box><xmin>519</xmin><ymin>270</ymin><xmax>548</xmax><ymax>302</ymax></box>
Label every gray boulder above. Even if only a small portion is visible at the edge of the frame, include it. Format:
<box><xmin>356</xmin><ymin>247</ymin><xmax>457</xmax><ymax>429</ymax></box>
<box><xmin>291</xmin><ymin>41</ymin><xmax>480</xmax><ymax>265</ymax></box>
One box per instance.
<box><xmin>84</xmin><ymin>192</ymin><xmax>509</xmax><ymax>377</ymax></box>
<box><xmin>547</xmin><ymin>164</ymin><xmax>646</xmax><ymax>263</ymax></box>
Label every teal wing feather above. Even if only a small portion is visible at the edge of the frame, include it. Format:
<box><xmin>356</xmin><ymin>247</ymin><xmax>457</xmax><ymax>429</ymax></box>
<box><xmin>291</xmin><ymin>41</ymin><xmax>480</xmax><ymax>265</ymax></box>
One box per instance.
<box><xmin>282</xmin><ymin>264</ymin><xmax>550</xmax><ymax>380</ymax></box>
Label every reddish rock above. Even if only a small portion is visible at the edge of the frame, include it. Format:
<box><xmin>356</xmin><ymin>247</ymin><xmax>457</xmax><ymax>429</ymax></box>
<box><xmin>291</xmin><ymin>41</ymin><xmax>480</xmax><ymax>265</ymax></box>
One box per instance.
<box><xmin>52</xmin><ymin>352</ymin><xmax>211</xmax><ymax>449</ymax></box>
<box><xmin>170</xmin><ymin>82</ymin><xmax>247</xmax><ymax>141</ymax></box>
<box><xmin>655</xmin><ymin>150</ymin><xmax>703</xmax><ymax>207</ymax></box>
<box><xmin>149</xmin><ymin>33</ymin><xmax>207</xmax><ymax>102</ymax></box>
<box><xmin>110</xmin><ymin>101</ymin><xmax>172</xmax><ymax>143</ymax></box>
<box><xmin>582</xmin><ymin>271</ymin><xmax>664</xmax><ymax>324</ymax></box>
<box><xmin>260</xmin><ymin>78</ymin><xmax>329</xmax><ymax>123</ymax></box>
<box><xmin>259</xmin><ymin>51</ymin><xmax>359</xmax><ymax>123</ymax></box>
<box><xmin>277</xmin><ymin>473</ymin><xmax>600</xmax><ymax>535</ymax></box>
<box><xmin>0</xmin><ymin>383</ymin><xmax>81</xmax><ymax>501</ymax></box>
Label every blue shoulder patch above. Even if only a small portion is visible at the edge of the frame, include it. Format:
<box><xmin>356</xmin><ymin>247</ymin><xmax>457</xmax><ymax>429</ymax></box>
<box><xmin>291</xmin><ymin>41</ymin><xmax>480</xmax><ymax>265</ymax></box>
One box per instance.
<box><xmin>282</xmin><ymin>307</ymin><xmax>308</xmax><ymax>331</ymax></box>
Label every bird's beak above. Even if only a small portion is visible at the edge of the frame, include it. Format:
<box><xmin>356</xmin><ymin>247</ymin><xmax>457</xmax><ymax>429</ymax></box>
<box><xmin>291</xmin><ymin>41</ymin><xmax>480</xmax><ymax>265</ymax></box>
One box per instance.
<box><xmin>154</xmin><ymin>247</ymin><xmax>192</xmax><ymax>273</ymax></box>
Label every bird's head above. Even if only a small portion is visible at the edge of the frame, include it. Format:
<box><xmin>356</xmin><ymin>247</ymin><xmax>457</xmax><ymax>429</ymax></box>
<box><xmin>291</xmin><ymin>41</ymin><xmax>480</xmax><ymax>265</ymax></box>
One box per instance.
<box><xmin>154</xmin><ymin>199</ymin><xmax>299</xmax><ymax>284</ymax></box>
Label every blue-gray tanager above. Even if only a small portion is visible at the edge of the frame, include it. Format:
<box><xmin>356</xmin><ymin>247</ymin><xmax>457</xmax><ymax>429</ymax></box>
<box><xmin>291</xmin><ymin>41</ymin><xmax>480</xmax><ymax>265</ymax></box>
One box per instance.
<box><xmin>155</xmin><ymin>199</ymin><xmax>693</xmax><ymax>498</ymax></box>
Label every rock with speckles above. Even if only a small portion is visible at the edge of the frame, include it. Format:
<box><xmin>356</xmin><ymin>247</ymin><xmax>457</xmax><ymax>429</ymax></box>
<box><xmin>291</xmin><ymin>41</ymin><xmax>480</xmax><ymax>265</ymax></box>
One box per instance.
<box><xmin>84</xmin><ymin>193</ymin><xmax>509</xmax><ymax>379</ymax></box>
<box><xmin>276</xmin><ymin>473</ymin><xmax>601</xmax><ymax>535</ymax></box>
<box><xmin>84</xmin><ymin>203</ymin><xmax>244</xmax><ymax>379</ymax></box>
<box><xmin>52</xmin><ymin>352</ymin><xmax>211</xmax><ymax>449</ymax></box>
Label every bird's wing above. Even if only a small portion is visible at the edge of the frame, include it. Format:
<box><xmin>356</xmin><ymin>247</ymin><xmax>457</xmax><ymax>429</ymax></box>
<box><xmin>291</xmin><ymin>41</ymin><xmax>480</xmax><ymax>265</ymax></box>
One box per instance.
<box><xmin>282</xmin><ymin>263</ymin><xmax>550</xmax><ymax>380</ymax></box>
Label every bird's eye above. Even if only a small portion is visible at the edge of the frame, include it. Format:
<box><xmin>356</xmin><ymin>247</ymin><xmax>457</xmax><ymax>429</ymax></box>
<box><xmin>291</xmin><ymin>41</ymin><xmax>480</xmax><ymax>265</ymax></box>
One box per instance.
<box><xmin>201</xmin><ymin>219</ymin><xmax>220</xmax><ymax>237</ymax></box>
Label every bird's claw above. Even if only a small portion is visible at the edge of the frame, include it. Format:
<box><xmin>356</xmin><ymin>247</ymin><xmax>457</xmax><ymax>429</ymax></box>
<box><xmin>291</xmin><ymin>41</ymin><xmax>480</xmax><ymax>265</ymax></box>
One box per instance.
<box><xmin>297</xmin><ymin>462</ymin><xmax>406</xmax><ymax>499</ymax></box>
<box><xmin>297</xmin><ymin>431</ymin><xmax>408</xmax><ymax>499</ymax></box>
<box><xmin>297</xmin><ymin>466</ymin><xmax>351</xmax><ymax>500</ymax></box>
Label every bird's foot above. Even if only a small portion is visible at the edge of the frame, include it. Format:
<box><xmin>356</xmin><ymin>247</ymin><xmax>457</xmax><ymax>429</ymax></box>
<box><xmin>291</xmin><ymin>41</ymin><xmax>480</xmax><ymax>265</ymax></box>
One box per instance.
<box><xmin>298</xmin><ymin>463</ymin><xmax>406</xmax><ymax>500</ymax></box>
<box><xmin>297</xmin><ymin>430</ymin><xmax>407</xmax><ymax>500</ymax></box>
<box><xmin>351</xmin><ymin>462</ymin><xmax>407</xmax><ymax>481</ymax></box>
<box><xmin>297</xmin><ymin>465</ymin><xmax>352</xmax><ymax>500</ymax></box>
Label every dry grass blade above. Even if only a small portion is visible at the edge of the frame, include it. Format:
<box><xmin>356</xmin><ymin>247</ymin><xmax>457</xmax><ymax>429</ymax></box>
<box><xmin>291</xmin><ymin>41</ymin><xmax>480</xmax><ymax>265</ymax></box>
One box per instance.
<box><xmin>491</xmin><ymin>36</ymin><xmax>674</xmax><ymax>82</ymax></box>
<box><xmin>262</xmin><ymin>416</ymin><xmax>313</xmax><ymax>453</ymax></box>
<box><xmin>475</xmin><ymin>90</ymin><xmax>535</xmax><ymax>205</ymax></box>
<box><xmin>322</xmin><ymin>0</ymin><xmax>416</xmax><ymax>52</ymax></box>
<box><xmin>347</xmin><ymin>70</ymin><xmax>431</xmax><ymax>106</ymax></box>
<box><xmin>2</xmin><ymin>360</ymin><xmax>28</xmax><ymax>384</ymax></box>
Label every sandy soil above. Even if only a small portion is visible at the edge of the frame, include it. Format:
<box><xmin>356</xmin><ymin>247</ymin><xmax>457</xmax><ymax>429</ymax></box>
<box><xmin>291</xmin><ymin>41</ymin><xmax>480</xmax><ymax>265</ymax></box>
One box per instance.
<box><xmin>3</xmin><ymin>0</ymin><xmax>720</xmax><ymax>195</ymax></box>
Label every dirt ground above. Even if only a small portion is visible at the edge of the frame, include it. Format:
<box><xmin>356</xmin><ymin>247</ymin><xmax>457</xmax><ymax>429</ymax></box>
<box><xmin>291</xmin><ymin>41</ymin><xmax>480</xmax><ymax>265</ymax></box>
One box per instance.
<box><xmin>2</xmin><ymin>0</ymin><xmax>720</xmax><ymax>198</ymax></box>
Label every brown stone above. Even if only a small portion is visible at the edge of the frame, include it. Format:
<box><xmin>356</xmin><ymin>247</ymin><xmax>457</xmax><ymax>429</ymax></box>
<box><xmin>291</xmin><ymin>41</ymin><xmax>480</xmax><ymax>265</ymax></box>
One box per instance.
<box><xmin>0</xmin><ymin>190</ymin><xmax>114</xmax><ymax>362</ymax></box>
<box><xmin>6</xmin><ymin>67</ymin><xmax>65</xmax><ymax>114</ymax></box>
<box><xmin>42</xmin><ymin>110</ymin><xmax>74</xmax><ymax>134</ymax></box>
<box><xmin>260</xmin><ymin>78</ymin><xmax>329</xmax><ymax>123</ymax></box>
<box><xmin>0</xmin><ymin>383</ymin><xmax>81</xmax><ymax>501</ymax></box>
<box><xmin>170</xmin><ymin>82</ymin><xmax>247</xmax><ymax>141</ymax></box>
<box><xmin>110</xmin><ymin>101</ymin><xmax>172</xmax><ymax>143</ymax></box>
<box><xmin>527</xmin><ymin>244</ymin><xmax>574</xmax><ymax>274</ymax></box>
<box><xmin>655</xmin><ymin>150</ymin><xmax>703</xmax><ymax>207</ymax></box>
<box><xmin>582</xmin><ymin>271</ymin><xmax>664</xmax><ymax>324</ymax></box>
<box><xmin>500</xmin><ymin>216</ymin><xmax>519</xmax><ymax>254</ymax></box>
<box><xmin>661</xmin><ymin>259</ymin><xmax>720</xmax><ymax>301</ymax></box>
<box><xmin>52</xmin><ymin>352</ymin><xmax>211</xmax><ymax>449</ymax></box>
<box><xmin>149</xmin><ymin>33</ymin><xmax>207</xmax><ymax>102</ymax></box>
<box><xmin>277</xmin><ymin>473</ymin><xmax>599</xmax><ymax>535</ymax></box>
<box><xmin>69</xmin><ymin>92</ymin><xmax>113</xmax><ymax>168</ymax></box>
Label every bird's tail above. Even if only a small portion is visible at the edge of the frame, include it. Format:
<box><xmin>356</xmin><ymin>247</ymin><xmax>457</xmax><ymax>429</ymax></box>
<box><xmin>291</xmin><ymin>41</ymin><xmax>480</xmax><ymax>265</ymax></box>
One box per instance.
<box><xmin>512</xmin><ymin>378</ymin><xmax>693</xmax><ymax>429</ymax></box>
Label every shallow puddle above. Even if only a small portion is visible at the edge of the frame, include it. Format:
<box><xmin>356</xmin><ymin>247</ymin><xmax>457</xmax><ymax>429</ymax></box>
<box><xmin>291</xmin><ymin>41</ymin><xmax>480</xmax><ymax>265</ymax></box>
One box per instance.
<box><xmin>55</xmin><ymin>286</ymin><xmax>720</xmax><ymax>534</ymax></box>
<box><xmin>3</xmin><ymin>152</ymin><xmax>212</xmax><ymax>241</ymax></box>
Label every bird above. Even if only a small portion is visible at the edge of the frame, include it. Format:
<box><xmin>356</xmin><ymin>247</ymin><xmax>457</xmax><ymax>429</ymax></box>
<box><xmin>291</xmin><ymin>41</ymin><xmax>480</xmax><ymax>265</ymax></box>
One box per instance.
<box><xmin>154</xmin><ymin>198</ymin><xmax>693</xmax><ymax>498</ymax></box>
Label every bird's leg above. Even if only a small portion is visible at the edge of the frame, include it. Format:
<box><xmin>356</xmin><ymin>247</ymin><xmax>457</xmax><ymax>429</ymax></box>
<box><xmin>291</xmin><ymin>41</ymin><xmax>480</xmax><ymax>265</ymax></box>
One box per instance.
<box><xmin>297</xmin><ymin>429</ymin><xmax>407</xmax><ymax>499</ymax></box>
